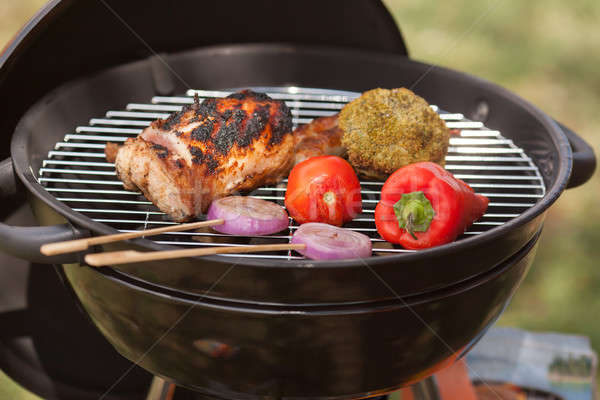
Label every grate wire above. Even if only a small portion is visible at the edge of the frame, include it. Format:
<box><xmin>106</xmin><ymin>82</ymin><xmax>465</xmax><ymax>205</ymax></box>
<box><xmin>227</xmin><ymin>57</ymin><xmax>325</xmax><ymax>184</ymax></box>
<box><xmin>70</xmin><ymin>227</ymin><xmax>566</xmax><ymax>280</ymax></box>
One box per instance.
<box><xmin>37</xmin><ymin>87</ymin><xmax>546</xmax><ymax>259</ymax></box>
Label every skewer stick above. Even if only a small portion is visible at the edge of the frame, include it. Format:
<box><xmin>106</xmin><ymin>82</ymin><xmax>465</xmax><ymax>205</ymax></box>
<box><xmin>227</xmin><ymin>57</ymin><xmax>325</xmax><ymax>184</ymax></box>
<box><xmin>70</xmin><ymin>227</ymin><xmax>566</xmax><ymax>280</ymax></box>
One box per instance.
<box><xmin>40</xmin><ymin>219</ymin><xmax>225</xmax><ymax>256</ymax></box>
<box><xmin>84</xmin><ymin>243</ymin><xmax>306</xmax><ymax>267</ymax></box>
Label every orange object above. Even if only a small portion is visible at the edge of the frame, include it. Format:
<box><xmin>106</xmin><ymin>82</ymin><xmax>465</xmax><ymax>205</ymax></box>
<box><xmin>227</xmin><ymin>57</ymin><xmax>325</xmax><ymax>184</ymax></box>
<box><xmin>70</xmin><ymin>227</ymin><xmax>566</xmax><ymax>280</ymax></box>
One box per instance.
<box><xmin>386</xmin><ymin>357</ymin><xmax>479</xmax><ymax>399</ymax></box>
<box><xmin>398</xmin><ymin>388</ymin><xmax>414</xmax><ymax>399</ymax></box>
<box><xmin>388</xmin><ymin>359</ymin><xmax>477</xmax><ymax>399</ymax></box>
<box><xmin>432</xmin><ymin>359</ymin><xmax>478</xmax><ymax>400</ymax></box>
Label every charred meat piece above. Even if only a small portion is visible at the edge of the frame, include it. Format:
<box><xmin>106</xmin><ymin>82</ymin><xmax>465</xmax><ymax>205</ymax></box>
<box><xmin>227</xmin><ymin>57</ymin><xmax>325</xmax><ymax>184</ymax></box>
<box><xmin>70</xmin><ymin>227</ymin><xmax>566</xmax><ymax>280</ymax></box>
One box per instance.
<box><xmin>292</xmin><ymin>115</ymin><xmax>345</xmax><ymax>165</ymax></box>
<box><xmin>107</xmin><ymin>90</ymin><xmax>294</xmax><ymax>222</ymax></box>
<box><xmin>338</xmin><ymin>88</ymin><xmax>449</xmax><ymax>180</ymax></box>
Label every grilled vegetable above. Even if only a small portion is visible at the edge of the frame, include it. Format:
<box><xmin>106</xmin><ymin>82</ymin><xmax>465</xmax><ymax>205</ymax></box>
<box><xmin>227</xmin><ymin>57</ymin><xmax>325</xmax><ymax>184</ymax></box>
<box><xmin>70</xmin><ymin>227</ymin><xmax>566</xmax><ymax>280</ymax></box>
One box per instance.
<box><xmin>291</xmin><ymin>223</ymin><xmax>372</xmax><ymax>260</ymax></box>
<box><xmin>374</xmin><ymin>162</ymin><xmax>489</xmax><ymax>249</ymax></box>
<box><xmin>284</xmin><ymin>155</ymin><xmax>362</xmax><ymax>226</ymax></box>
<box><xmin>207</xmin><ymin>196</ymin><xmax>289</xmax><ymax>236</ymax></box>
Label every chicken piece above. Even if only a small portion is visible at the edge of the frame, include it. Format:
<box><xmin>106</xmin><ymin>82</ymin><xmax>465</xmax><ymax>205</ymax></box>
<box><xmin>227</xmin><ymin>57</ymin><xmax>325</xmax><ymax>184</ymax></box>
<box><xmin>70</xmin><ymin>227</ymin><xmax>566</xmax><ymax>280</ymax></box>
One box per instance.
<box><xmin>107</xmin><ymin>90</ymin><xmax>294</xmax><ymax>222</ymax></box>
<box><xmin>292</xmin><ymin>115</ymin><xmax>345</xmax><ymax>165</ymax></box>
<box><xmin>105</xmin><ymin>142</ymin><xmax>120</xmax><ymax>164</ymax></box>
<box><xmin>338</xmin><ymin>88</ymin><xmax>449</xmax><ymax>180</ymax></box>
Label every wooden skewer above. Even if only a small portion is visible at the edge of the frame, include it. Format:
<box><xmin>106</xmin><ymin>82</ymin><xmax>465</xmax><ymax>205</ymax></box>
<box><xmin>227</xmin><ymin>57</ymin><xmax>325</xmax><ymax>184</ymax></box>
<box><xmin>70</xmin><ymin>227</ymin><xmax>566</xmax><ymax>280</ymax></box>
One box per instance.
<box><xmin>40</xmin><ymin>219</ymin><xmax>225</xmax><ymax>256</ymax></box>
<box><xmin>84</xmin><ymin>243</ymin><xmax>307</xmax><ymax>267</ymax></box>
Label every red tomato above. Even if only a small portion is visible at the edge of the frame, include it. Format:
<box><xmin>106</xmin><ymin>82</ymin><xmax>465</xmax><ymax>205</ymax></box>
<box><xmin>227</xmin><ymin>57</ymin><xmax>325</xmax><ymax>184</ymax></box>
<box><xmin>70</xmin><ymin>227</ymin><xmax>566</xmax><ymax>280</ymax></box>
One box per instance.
<box><xmin>285</xmin><ymin>156</ymin><xmax>362</xmax><ymax>226</ymax></box>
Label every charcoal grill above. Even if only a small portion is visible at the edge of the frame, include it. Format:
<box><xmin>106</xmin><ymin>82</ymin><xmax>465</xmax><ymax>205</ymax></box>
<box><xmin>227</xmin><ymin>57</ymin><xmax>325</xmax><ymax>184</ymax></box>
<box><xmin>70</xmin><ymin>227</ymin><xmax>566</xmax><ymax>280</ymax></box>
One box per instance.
<box><xmin>37</xmin><ymin>86</ymin><xmax>545</xmax><ymax>258</ymax></box>
<box><xmin>0</xmin><ymin>0</ymin><xmax>596</xmax><ymax>399</ymax></box>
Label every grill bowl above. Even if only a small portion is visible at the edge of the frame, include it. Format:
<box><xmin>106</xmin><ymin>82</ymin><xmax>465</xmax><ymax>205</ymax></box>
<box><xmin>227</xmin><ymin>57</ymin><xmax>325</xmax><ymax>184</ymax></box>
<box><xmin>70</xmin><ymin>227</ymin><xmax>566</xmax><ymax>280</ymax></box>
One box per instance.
<box><xmin>1</xmin><ymin>44</ymin><xmax>595</xmax><ymax>398</ymax></box>
<box><xmin>60</xmin><ymin>230</ymin><xmax>541</xmax><ymax>399</ymax></box>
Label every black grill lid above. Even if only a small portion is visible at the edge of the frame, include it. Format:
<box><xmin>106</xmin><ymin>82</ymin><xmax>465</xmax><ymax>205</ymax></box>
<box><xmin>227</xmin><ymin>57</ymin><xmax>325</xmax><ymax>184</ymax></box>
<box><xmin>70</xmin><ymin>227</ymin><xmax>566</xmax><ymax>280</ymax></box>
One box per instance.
<box><xmin>0</xmin><ymin>0</ymin><xmax>406</xmax><ymax>162</ymax></box>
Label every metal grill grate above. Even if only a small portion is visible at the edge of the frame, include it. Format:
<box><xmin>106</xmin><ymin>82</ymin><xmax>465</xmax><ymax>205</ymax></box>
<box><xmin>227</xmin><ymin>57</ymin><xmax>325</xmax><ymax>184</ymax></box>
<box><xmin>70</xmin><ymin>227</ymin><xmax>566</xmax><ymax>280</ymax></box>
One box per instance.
<box><xmin>37</xmin><ymin>87</ymin><xmax>546</xmax><ymax>259</ymax></box>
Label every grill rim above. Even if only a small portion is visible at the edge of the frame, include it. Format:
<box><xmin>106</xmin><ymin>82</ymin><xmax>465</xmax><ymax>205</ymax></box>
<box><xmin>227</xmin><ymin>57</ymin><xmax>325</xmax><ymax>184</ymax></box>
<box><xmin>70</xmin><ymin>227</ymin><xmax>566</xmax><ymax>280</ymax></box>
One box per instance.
<box><xmin>10</xmin><ymin>44</ymin><xmax>572</xmax><ymax>270</ymax></box>
<box><xmin>87</xmin><ymin>229</ymin><xmax>542</xmax><ymax>311</ymax></box>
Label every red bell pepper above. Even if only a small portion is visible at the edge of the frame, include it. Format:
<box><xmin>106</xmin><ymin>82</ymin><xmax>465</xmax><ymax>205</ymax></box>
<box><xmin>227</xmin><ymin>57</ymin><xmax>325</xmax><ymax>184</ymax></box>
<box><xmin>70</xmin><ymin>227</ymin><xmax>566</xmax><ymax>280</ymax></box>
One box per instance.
<box><xmin>374</xmin><ymin>162</ymin><xmax>489</xmax><ymax>249</ymax></box>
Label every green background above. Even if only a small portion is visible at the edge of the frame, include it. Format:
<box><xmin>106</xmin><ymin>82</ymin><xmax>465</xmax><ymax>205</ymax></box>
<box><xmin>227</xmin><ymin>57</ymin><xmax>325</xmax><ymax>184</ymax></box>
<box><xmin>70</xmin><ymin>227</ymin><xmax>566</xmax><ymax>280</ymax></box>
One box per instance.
<box><xmin>1</xmin><ymin>0</ymin><xmax>598</xmax><ymax>398</ymax></box>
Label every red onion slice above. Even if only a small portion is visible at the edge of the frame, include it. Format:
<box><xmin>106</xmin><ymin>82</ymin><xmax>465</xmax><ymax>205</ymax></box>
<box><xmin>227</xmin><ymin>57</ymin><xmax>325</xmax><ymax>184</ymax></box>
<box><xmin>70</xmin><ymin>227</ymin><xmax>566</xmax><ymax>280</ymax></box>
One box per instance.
<box><xmin>207</xmin><ymin>196</ymin><xmax>289</xmax><ymax>236</ymax></box>
<box><xmin>291</xmin><ymin>223</ymin><xmax>373</xmax><ymax>260</ymax></box>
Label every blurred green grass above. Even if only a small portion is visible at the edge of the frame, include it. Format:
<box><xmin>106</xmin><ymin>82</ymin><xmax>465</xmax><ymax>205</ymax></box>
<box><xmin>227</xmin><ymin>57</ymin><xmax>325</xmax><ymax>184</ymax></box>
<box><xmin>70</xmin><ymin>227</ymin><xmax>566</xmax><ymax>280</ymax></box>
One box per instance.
<box><xmin>0</xmin><ymin>0</ymin><xmax>598</xmax><ymax>398</ymax></box>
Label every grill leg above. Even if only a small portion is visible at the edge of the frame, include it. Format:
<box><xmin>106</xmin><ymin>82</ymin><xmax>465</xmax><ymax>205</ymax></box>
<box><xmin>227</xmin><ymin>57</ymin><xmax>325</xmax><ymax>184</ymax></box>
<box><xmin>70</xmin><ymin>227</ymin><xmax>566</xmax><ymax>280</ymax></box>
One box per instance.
<box><xmin>411</xmin><ymin>376</ymin><xmax>441</xmax><ymax>400</ymax></box>
<box><xmin>146</xmin><ymin>376</ymin><xmax>176</xmax><ymax>400</ymax></box>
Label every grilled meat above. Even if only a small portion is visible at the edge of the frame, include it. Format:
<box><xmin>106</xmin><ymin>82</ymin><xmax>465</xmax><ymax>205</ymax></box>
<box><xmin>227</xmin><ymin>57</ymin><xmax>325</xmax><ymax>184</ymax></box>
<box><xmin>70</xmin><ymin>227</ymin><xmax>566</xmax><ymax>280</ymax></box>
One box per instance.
<box><xmin>105</xmin><ymin>142</ymin><xmax>120</xmax><ymax>164</ymax></box>
<box><xmin>107</xmin><ymin>90</ymin><xmax>294</xmax><ymax>222</ymax></box>
<box><xmin>292</xmin><ymin>115</ymin><xmax>345</xmax><ymax>165</ymax></box>
<box><xmin>338</xmin><ymin>88</ymin><xmax>449</xmax><ymax>180</ymax></box>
